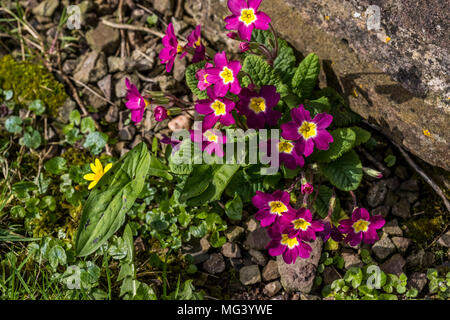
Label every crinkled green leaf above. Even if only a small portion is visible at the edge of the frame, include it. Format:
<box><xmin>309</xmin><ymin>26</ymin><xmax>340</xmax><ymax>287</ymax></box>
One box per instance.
<box><xmin>179</xmin><ymin>165</ymin><xmax>213</xmax><ymax>203</ymax></box>
<box><xmin>310</xmin><ymin>128</ymin><xmax>356</xmax><ymax>163</ymax></box>
<box><xmin>19</xmin><ymin>129</ymin><xmax>41</xmax><ymax>149</ymax></box>
<box><xmin>185</xmin><ymin>60</ymin><xmax>208</xmax><ymax>99</ymax></box>
<box><xmin>28</xmin><ymin>99</ymin><xmax>46</xmax><ymax>115</ymax></box>
<box><xmin>292</xmin><ymin>53</ymin><xmax>320</xmax><ymax>99</ymax></box>
<box><xmin>83</xmin><ymin>131</ymin><xmax>108</xmax><ymax>155</ymax></box>
<box><xmin>320</xmin><ymin>150</ymin><xmax>363</xmax><ymax>191</ymax></box>
<box><xmin>225</xmin><ymin>193</ymin><xmax>243</xmax><ymax>221</ymax></box>
<box><xmin>5</xmin><ymin>116</ymin><xmax>22</xmax><ymax>134</ymax></box>
<box><xmin>44</xmin><ymin>157</ymin><xmax>68</xmax><ymax>175</ymax></box>
<box><xmin>313</xmin><ymin>185</ymin><xmax>341</xmax><ymax>219</ymax></box>
<box><xmin>351</xmin><ymin>126</ymin><xmax>371</xmax><ymax>146</ymax></box>
<box><xmin>75</xmin><ymin>142</ymin><xmax>150</xmax><ymax>257</ymax></box>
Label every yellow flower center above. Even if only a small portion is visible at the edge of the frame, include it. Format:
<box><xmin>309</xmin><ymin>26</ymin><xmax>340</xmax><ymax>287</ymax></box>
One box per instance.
<box><xmin>239</xmin><ymin>8</ymin><xmax>257</xmax><ymax>26</ymax></box>
<box><xmin>353</xmin><ymin>219</ymin><xmax>370</xmax><ymax>233</ymax></box>
<box><xmin>249</xmin><ymin>97</ymin><xmax>266</xmax><ymax>113</ymax></box>
<box><xmin>278</xmin><ymin>141</ymin><xmax>294</xmax><ymax>154</ymax></box>
<box><xmin>195</xmin><ymin>37</ymin><xmax>201</xmax><ymax>47</ymax></box>
<box><xmin>268</xmin><ymin>201</ymin><xmax>288</xmax><ymax>216</ymax></box>
<box><xmin>204</xmin><ymin>131</ymin><xmax>218</xmax><ymax>142</ymax></box>
<box><xmin>211</xmin><ymin>100</ymin><xmax>226</xmax><ymax>116</ymax></box>
<box><xmin>293</xmin><ymin>218</ymin><xmax>311</xmax><ymax>231</ymax></box>
<box><xmin>203</xmin><ymin>74</ymin><xmax>209</xmax><ymax>84</ymax></box>
<box><xmin>219</xmin><ymin>67</ymin><xmax>234</xmax><ymax>84</ymax></box>
<box><xmin>177</xmin><ymin>44</ymin><xmax>183</xmax><ymax>53</ymax></box>
<box><xmin>281</xmin><ymin>234</ymin><xmax>299</xmax><ymax>249</ymax></box>
<box><xmin>298</xmin><ymin>121</ymin><xmax>317</xmax><ymax>139</ymax></box>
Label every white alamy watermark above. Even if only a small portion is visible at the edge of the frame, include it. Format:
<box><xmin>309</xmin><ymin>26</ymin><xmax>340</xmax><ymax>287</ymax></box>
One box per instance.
<box><xmin>366</xmin><ymin>265</ymin><xmax>382</xmax><ymax>289</ymax></box>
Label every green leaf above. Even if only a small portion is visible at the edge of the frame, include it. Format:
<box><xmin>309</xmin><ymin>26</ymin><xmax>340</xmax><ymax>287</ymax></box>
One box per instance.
<box><xmin>146</xmin><ymin>14</ymin><xmax>158</xmax><ymax>27</ymax></box>
<box><xmin>179</xmin><ymin>165</ymin><xmax>213</xmax><ymax>203</ymax></box>
<box><xmin>44</xmin><ymin>157</ymin><xmax>68</xmax><ymax>175</ymax></box>
<box><xmin>304</xmin><ymin>96</ymin><xmax>331</xmax><ymax>116</ymax></box>
<box><xmin>5</xmin><ymin>116</ymin><xmax>22</xmax><ymax>134</ymax></box>
<box><xmin>344</xmin><ymin>267</ymin><xmax>363</xmax><ymax>288</ymax></box>
<box><xmin>378</xmin><ymin>293</ymin><xmax>398</xmax><ymax>300</ymax></box>
<box><xmin>320</xmin><ymin>150</ymin><xmax>363</xmax><ymax>191</ymax></box>
<box><xmin>28</xmin><ymin>99</ymin><xmax>46</xmax><ymax>115</ymax></box>
<box><xmin>148</xmin><ymin>155</ymin><xmax>173</xmax><ymax>181</ymax></box>
<box><xmin>169</xmin><ymin>140</ymin><xmax>193</xmax><ymax>175</ymax></box>
<box><xmin>384</xmin><ymin>155</ymin><xmax>396</xmax><ymax>167</ymax></box>
<box><xmin>185</xmin><ymin>61</ymin><xmax>208</xmax><ymax>99</ymax></box>
<box><xmin>291</xmin><ymin>53</ymin><xmax>320</xmax><ymax>99</ymax></box>
<box><xmin>83</xmin><ymin>131</ymin><xmax>108</xmax><ymax>155</ymax></box>
<box><xmin>350</xmin><ymin>126</ymin><xmax>371</xmax><ymax>146</ymax></box>
<box><xmin>80</xmin><ymin>117</ymin><xmax>96</xmax><ymax>133</ymax></box>
<box><xmin>75</xmin><ymin>142</ymin><xmax>150</xmax><ymax>257</ymax></box>
<box><xmin>310</xmin><ymin>128</ymin><xmax>356</xmax><ymax>163</ymax></box>
<box><xmin>313</xmin><ymin>185</ymin><xmax>341</xmax><ymax>219</ymax></box>
<box><xmin>225</xmin><ymin>193</ymin><xmax>243</xmax><ymax>221</ymax></box>
<box><xmin>209</xmin><ymin>231</ymin><xmax>226</xmax><ymax>248</ymax></box>
<box><xmin>187</xmin><ymin>164</ymin><xmax>240</xmax><ymax>206</ymax></box>
<box><xmin>19</xmin><ymin>129</ymin><xmax>41</xmax><ymax>149</ymax></box>
<box><xmin>48</xmin><ymin>245</ymin><xmax>67</xmax><ymax>269</ymax></box>
<box><xmin>241</xmin><ymin>55</ymin><xmax>288</xmax><ymax>96</ymax></box>
<box><xmin>3</xmin><ymin>89</ymin><xmax>13</xmax><ymax>101</ymax></box>
<box><xmin>69</xmin><ymin>110</ymin><xmax>81</xmax><ymax>125</ymax></box>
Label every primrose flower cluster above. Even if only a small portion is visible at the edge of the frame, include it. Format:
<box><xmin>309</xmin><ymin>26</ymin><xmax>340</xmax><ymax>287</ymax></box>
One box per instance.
<box><xmin>120</xmin><ymin>0</ymin><xmax>386</xmax><ymax>264</ymax></box>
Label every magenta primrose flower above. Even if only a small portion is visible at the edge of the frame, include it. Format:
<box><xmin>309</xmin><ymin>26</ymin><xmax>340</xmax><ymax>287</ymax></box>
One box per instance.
<box><xmin>279</xmin><ymin>208</ymin><xmax>324</xmax><ymax>241</ymax></box>
<box><xmin>224</xmin><ymin>0</ymin><xmax>271</xmax><ymax>41</ymax></box>
<box><xmin>338</xmin><ymin>208</ymin><xmax>385</xmax><ymax>246</ymax></box>
<box><xmin>264</xmin><ymin>138</ymin><xmax>304</xmax><ymax>170</ymax></box>
<box><xmin>154</xmin><ymin>106</ymin><xmax>168</xmax><ymax>122</ymax></box>
<box><xmin>301</xmin><ymin>181</ymin><xmax>314</xmax><ymax>195</ymax></box>
<box><xmin>159</xmin><ymin>23</ymin><xmax>180</xmax><ymax>72</ymax></box>
<box><xmin>237</xmin><ymin>85</ymin><xmax>281</xmax><ymax>129</ymax></box>
<box><xmin>207</xmin><ymin>51</ymin><xmax>242</xmax><ymax>97</ymax></box>
<box><xmin>125</xmin><ymin>78</ymin><xmax>148</xmax><ymax>123</ymax></box>
<box><xmin>281</xmin><ymin>105</ymin><xmax>334</xmax><ymax>157</ymax></box>
<box><xmin>266</xmin><ymin>224</ymin><xmax>313</xmax><ymax>264</ymax></box>
<box><xmin>186</xmin><ymin>25</ymin><xmax>206</xmax><ymax>63</ymax></box>
<box><xmin>317</xmin><ymin>221</ymin><xmax>343</xmax><ymax>243</ymax></box>
<box><xmin>195</xmin><ymin>87</ymin><xmax>235</xmax><ymax>129</ymax></box>
<box><xmin>196</xmin><ymin>63</ymin><xmax>213</xmax><ymax>91</ymax></box>
<box><xmin>190</xmin><ymin>128</ymin><xmax>227</xmax><ymax>157</ymax></box>
<box><xmin>252</xmin><ymin>190</ymin><xmax>293</xmax><ymax>227</ymax></box>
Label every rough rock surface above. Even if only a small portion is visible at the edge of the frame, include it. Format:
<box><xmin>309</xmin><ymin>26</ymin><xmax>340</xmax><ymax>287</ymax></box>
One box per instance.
<box><xmin>277</xmin><ymin>238</ymin><xmax>322</xmax><ymax>293</ymax></box>
<box><xmin>186</xmin><ymin>0</ymin><xmax>450</xmax><ymax>170</ymax></box>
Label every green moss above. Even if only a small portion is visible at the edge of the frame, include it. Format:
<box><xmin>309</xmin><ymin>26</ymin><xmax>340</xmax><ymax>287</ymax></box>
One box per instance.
<box><xmin>0</xmin><ymin>55</ymin><xmax>67</xmax><ymax>117</ymax></box>
<box><xmin>61</xmin><ymin>147</ymin><xmax>93</xmax><ymax>166</ymax></box>
<box><xmin>405</xmin><ymin>216</ymin><xmax>444</xmax><ymax>244</ymax></box>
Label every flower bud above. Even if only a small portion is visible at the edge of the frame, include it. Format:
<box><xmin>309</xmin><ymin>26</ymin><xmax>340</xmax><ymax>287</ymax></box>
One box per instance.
<box><xmin>300</xmin><ymin>178</ymin><xmax>314</xmax><ymax>195</ymax></box>
<box><xmin>239</xmin><ymin>42</ymin><xmax>250</xmax><ymax>52</ymax></box>
<box><xmin>363</xmin><ymin>167</ymin><xmax>383</xmax><ymax>179</ymax></box>
<box><xmin>154</xmin><ymin>106</ymin><xmax>168</xmax><ymax>122</ymax></box>
<box><xmin>226</xmin><ymin>32</ymin><xmax>238</xmax><ymax>39</ymax></box>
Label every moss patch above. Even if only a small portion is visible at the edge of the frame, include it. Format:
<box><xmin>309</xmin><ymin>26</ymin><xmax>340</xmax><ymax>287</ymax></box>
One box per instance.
<box><xmin>0</xmin><ymin>55</ymin><xmax>67</xmax><ymax>117</ymax></box>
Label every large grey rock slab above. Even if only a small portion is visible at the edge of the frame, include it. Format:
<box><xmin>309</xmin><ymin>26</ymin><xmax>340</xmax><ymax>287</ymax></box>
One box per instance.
<box><xmin>186</xmin><ymin>0</ymin><xmax>450</xmax><ymax>171</ymax></box>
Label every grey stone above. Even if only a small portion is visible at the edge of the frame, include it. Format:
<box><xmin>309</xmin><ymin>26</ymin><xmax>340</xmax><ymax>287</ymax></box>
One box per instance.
<box><xmin>264</xmin><ymin>281</ymin><xmax>282</xmax><ymax>297</ymax></box>
<box><xmin>62</xmin><ymin>59</ymin><xmax>77</xmax><ymax>74</ymax></box>
<box><xmin>249</xmin><ymin>249</ymin><xmax>267</xmax><ymax>266</ymax></box>
<box><xmin>385</xmin><ymin>177</ymin><xmax>400</xmax><ymax>190</ymax></box>
<box><xmin>153</xmin><ymin>0</ymin><xmax>174</xmax><ymax>15</ymax></box>
<box><xmin>221</xmin><ymin>242</ymin><xmax>241</xmax><ymax>258</ymax></box>
<box><xmin>372</xmin><ymin>235</ymin><xmax>396</xmax><ymax>260</ymax></box>
<box><xmin>245</xmin><ymin>218</ymin><xmax>259</xmax><ymax>232</ymax></box>
<box><xmin>239</xmin><ymin>265</ymin><xmax>261</xmax><ymax>285</ymax></box>
<box><xmin>392</xmin><ymin>199</ymin><xmax>411</xmax><ymax>219</ymax></box>
<box><xmin>129</xmin><ymin>135</ymin><xmax>142</xmax><ymax>149</ymax></box>
<box><xmin>323</xmin><ymin>266</ymin><xmax>340</xmax><ymax>285</ymax></box>
<box><xmin>341</xmin><ymin>250</ymin><xmax>364</xmax><ymax>269</ymax></box>
<box><xmin>300</xmin><ymin>294</ymin><xmax>321</xmax><ymax>300</ymax></box>
<box><xmin>107</xmin><ymin>56</ymin><xmax>127</xmax><ymax>73</ymax></box>
<box><xmin>277</xmin><ymin>238</ymin><xmax>322</xmax><ymax>293</ymax></box>
<box><xmin>81</xmin><ymin>87</ymin><xmax>107</xmax><ymax>110</ymax></box>
<box><xmin>57</xmin><ymin>97</ymin><xmax>76</xmax><ymax>123</ymax></box>
<box><xmin>400</xmin><ymin>178</ymin><xmax>420</xmax><ymax>192</ymax></box>
<box><xmin>407</xmin><ymin>272</ymin><xmax>427</xmax><ymax>293</ymax></box>
<box><xmin>262</xmin><ymin>260</ymin><xmax>280</xmax><ymax>281</ymax></box>
<box><xmin>203</xmin><ymin>253</ymin><xmax>225</xmax><ymax>274</ymax></box>
<box><xmin>405</xmin><ymin>192</ymin><xmax>419</xmax><ymax>204</ymax></box>
<box><xmin>118</xmin><ymin>126</ymin><xmax>136</xmax><ymax>141</ymax></box>
<box><xmin>394</xmin><ymin>166</ymin><xmax>409</xmax><ymax>180</ymax></box>
<box><xmin>372</xmin><ymin>205</ymin><xmax>390</xmax><ymax>218</ymax></box>
<box><xmin>200</xmin><ymin>236</ymin><xmax>211</xmax><ymax>252</ymax></box>
<box><xmin>97</xmin><ymin>75</ymin><xmax>112</xmax><ymax>101</ymax></box>
<box><xmin>243</xmin><ymin>227</ymin><xmax>271</xmax><ymax>250</ymax></box>
<box><xmin>381</xmin><ymin>254</ymin><xmax>406</xmax><ymax>275</ymax></box>
<box><xmin>32</xmin><ymin>0</ymin><xmax>59</xmax><ymax>17</ymax></box>
<box><xmin>391</xmin><ymin>237</ymin><xmax>411</xmax><ymax>254</ymax></box>
<box><xmin>155</xmin><ymin>75</ymin><xmax>177</xmax><ymax>93</ymax></box>
<box><xmin>224</xmin><ymin>226</ymin><xmax>245</xmax><ymax>242</ymax></box>
<box><xmin>104</xmin><ymin>105</ymin><xmax>119</xmax><ymax>123</ymax></box>
<box><xmin>406</xmin><ymin>249</ymin><xmax>435</xmax><ymax>268</ymax></box>
<box><xmin>367</xmin><ymin>181</ymin><xmax>388</xmax><ymax>208</ymax></box>
<box><xmin>131</xmin><ymin>49</ymin><xmax>156</xmax><ymax>72</ymax></box>
<box><xmin>383</xmin><ymin>219</ymin><xmax>403</xmax><ymax>237</ymax></box>
<box><xmin>384</xmin><ymin>192</ymin><xmax>399</xmax><ymax>207</ymax></box>
<box><xmin>437</xmin><ymin>230</ymin><xmax>450</xmax><ymax>248</ymax></box>
<box><xmin>86</xmin><ymin>22</ymin><xmax>120</xmax><ymax>55</ymax></box>
<box><xmin>173</xmin><ymin>57</ymin><xmax>186</xmax><ymax>82</ymax></box>
<box><xmin>186</xmin><ymin>0</ymin><xmax>450</xmax><ymax>171</ymax></box>
<box><xmin>73</xmin><ymin>51</ymin><xmax>107</xmax><ymax>84</ymax></box>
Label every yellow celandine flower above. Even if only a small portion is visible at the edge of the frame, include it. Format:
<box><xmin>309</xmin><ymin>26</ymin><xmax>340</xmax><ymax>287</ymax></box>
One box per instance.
<box><xmin>385</xmin><ymin>37</ymin><xmax>391</xmax><ymax>43</ymax></box>
<box><xmin>83</xmin><ymin>159</ymin><xmax>112</xmax><ymax>190</ymax></box>
<box><xmin>423</xmin><ymin>129</ymin><xmax>431</xmax><ymax>137</ymax></box>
